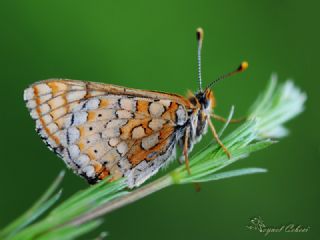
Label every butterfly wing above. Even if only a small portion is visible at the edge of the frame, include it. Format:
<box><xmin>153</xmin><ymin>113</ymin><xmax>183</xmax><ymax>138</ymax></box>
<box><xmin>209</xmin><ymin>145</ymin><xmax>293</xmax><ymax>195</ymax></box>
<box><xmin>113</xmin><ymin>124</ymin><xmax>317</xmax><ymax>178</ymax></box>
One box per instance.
<box><xmin>24</xmin><ymin>79</ymin><xmax>191</xmax><ymax>187</ymax></box>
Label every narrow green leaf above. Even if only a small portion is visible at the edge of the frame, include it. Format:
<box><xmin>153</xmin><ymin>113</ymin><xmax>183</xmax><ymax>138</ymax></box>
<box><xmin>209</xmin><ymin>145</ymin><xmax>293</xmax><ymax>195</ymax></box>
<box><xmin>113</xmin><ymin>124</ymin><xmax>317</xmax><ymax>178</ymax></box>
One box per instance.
<box><xmin>52</xmin><ymin>178</ymin><xmax>126</xmax><ymax>215</ymax></box>
<box><xmin>191</xmin><ymin>168</ymin><xmax>267</xmax><ymax>183</ymax></box>
<box><xmin>0</xmin><ymin>171</ymin><xmax>65</xmax><ymax>239</ymax></box>
<box><xmin>36</xmin><ymin>219</ymin><xmax>103</xmax><ymax>240</ymax></box>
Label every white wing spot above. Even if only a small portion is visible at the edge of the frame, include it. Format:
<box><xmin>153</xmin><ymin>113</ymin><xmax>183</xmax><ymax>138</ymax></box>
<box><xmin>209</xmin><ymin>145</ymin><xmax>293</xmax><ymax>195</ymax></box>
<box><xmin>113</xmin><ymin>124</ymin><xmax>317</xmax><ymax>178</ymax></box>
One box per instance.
<box><xmin>132</xmin><ymin>126</ymin><xmax>146</xmax><ymax>139</ymax></box>
<box><xmin>159</xmin><ymin>100</ymin><xmax>171</xmax><ymax>108</ymax></box>
<box><xmin>86</xmin><ymin>98</ymin><xmax>100</xmax><ymax>110</ymax></box>
<box><xmin>30</xmin><ymin>109</ymin><xmax>39</xmax><ymax>119</ymax></box>
<box><xmin>176</xmin><ymin>105</ymin><xmax>187</xmax><ymax>125</ymax></box>
<box><xmin>51</xmin><ymin>107</ymin><xmax>67</xmax><ymax>120</ymax></box>
<box><xmin>120</xmin><ymin>99</ymin><xmax>136</xmax><ymax>111</ymax></box>
<box><xmin>67</xmin><ymin>127</ymin><xmax>80</xmax><ymax>144</ymax></box>
<box><xmin>109</xmin><ymin>138</ymin><xmax>120</xmax><ymax>147</ymax></box>
<box><xmin>148</xmin><ymin>119</ymin><xmax>165</xmax><ymax>131</ymax></box>
<box><xmin>66</xmin><ymin>90</ymin><xmax>87</xmax><ymax>102</ymax></box>
<box><xmin>76</xmin><ymin>154</ymin><xmax>90</xmax><ymax>167</ymax></box>
<box><xmin>82</xmin><ymin>165</ymin><xmax>95</xmax><ymax>178</ymax></box>
<box><xmin>39</xmin><ymin>94</ymin><xmax>53</xmax><ymax>104</ymax></box>
<box><xmin>35</xmin><ymin>84</ymin><xmax>52</xmax><ymax>95</ymax></box>
<box><xmin>48</xmin><ymin>95</ymin><xmax>65</xmax><ymax>109</ymax></box>
<box><xmin>73</xmin><ymin>111</ymin><xmax>88</xmax><ymax>126</ymax></box>
<box><xmin>26</xmin><ymin>100</ymin><xmax>36</xmax><ymax>109</ymax></box>
<box><xmin>24</xmin><ymin>88</ymin><xmax>34</xmax><ymax>101</ymax></box>
<box><xmin>68</xmin><ymin>145</ymin><xmax>80</xmax><ymax>159</ymax></box>
<box><xmin>39</xmin><ymin>104</ymin><xmax>50</xmax><ymax>115</ymax></box>
<box><xmin>142</xmin><ymin>133</ymin><xmax>159</xmax><ymax>150</ymax></box>
<box><xmin>149</xmin><ymin>102</ymin><xmax>165</xmax><ymax>117</ymax></box>
<box><xmin>117</xmin><ymin>141</ymin><xmax>128</xmax><ymax>156</ymax></box>
<box><xmin>116</xmin><ymin>109</ymin><xmax>132</xmax><ymax>119</ymax></box>
<box><xmin>103</xmin><ymin>119</ymin><xmax>127</xmax><ymax>138</ymax></box>
<box><xmin>106</xmin><ymin>119</ymin><xmax>127</xmax><ymax>129</ymax></box>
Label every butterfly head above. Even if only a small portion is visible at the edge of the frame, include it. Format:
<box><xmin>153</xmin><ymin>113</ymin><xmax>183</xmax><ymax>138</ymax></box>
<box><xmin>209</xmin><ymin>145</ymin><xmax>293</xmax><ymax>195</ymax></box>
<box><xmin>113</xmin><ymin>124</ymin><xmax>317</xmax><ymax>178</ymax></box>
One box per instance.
<box><xmin>192</xmin><ymin>89</ymin><xmax>215</xmax><ymax>113</ymax></box>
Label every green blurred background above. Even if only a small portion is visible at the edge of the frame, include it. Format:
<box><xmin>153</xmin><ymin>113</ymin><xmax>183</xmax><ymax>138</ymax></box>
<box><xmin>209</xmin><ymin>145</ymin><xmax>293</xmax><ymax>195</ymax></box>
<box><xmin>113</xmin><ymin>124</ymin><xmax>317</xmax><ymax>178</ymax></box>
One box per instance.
<box><xmin>0</xmin><ymin>1</ymin><xmax>319</xmax><ymax>239</ymax></box>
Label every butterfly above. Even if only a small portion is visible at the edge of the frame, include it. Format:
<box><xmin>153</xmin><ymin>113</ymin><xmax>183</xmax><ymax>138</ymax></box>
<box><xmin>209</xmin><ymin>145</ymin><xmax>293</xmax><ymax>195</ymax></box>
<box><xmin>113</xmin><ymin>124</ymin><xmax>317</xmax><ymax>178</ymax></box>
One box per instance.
<box><xmin>24</xmin><ymin>28</ymin><xmax>248</xmax><ymax>188</ymax></box>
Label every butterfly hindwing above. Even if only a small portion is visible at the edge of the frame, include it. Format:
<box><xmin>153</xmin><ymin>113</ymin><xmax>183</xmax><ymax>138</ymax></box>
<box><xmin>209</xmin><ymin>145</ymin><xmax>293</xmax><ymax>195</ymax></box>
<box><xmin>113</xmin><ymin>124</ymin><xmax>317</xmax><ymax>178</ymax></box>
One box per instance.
<box><xmin>24</xmin><ymin>79</ymin><xmax>190</xmax><ymax>187</ymax></box>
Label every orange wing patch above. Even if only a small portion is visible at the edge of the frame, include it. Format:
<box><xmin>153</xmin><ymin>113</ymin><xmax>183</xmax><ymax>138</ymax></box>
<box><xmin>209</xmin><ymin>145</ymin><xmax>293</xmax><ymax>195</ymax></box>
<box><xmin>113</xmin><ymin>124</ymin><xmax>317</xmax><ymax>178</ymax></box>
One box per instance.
<box><xmin>126</xmin><ymin>123</ymin><xmax>175</xmax><ymax>166</ymax></box>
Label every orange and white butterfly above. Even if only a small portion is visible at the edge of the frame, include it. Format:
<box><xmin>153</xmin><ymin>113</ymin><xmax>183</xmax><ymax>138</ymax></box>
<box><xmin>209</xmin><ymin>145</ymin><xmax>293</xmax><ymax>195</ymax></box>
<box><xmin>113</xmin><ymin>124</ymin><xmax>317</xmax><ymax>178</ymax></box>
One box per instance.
<box><xmin>24</xmin><ymin>28</ymin><xmax>248</xmax><ymax>188</ymax></box>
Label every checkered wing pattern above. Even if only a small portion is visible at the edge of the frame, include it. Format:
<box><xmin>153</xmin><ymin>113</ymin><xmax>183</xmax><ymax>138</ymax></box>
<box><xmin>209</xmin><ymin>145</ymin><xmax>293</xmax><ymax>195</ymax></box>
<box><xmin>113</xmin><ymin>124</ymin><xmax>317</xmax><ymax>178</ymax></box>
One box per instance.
<box><xmin>24</xmin><ymin>79</ymin><xmax>190</xmax><ymax>187</ymax></box>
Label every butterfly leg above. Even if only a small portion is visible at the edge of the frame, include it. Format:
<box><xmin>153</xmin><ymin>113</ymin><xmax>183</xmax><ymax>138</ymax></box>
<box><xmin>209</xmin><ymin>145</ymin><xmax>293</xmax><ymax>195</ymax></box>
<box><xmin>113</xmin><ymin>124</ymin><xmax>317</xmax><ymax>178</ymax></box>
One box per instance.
<box><xmin>211</xmin><ymin>113</ymin><xmax>246</xmax><ymax>123</ymax></box>
<box><xmin>208</xmin><ymin>119</ymin><xmax>232</xmax><ymax>159</ymax></box>
<box><xmin>183</xmin><ymin>127</ymin><xmax>201</xmax><ymax>191</ymax></box>
<box><xmin>183</xmin><ymin>126</ymin><xmax>192</xmax><ymax>175</ymax></box>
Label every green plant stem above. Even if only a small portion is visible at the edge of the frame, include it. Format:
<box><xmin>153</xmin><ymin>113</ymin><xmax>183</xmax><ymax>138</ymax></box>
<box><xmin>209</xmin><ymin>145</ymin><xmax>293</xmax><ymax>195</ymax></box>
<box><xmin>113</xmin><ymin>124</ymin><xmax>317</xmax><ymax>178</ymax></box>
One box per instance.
<box><xmin>67</xmin><ymin>175</ymin><xmax>173</xmax><ymax>226</ymax></box>
<box><xmin>0</xmin><ymin>171</ymin><xmax>65</xmax><ymax>239</ymax></box>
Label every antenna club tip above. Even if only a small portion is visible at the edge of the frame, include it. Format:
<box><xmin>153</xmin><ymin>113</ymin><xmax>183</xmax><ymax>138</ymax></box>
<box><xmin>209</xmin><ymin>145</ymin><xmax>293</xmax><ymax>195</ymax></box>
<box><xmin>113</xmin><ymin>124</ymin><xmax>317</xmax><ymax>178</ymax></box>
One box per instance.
<box><xmin>196</xmin><ymin>27</ymin><xmax>204</xmax><ymax>41</ymax></box>
<box><xmin>238</xmin><ymin>61</ymin><xmax>249</xmax><ymax>72</ymax></box>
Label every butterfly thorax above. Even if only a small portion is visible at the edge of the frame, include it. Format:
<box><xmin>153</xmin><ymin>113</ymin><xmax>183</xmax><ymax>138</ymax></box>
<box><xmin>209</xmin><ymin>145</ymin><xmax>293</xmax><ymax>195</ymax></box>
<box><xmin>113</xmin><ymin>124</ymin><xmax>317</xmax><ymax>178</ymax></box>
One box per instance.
<box><xmin>184</xmin><ymin>89</ymin><xmax>215</xmax><ymax>150</ymax></box>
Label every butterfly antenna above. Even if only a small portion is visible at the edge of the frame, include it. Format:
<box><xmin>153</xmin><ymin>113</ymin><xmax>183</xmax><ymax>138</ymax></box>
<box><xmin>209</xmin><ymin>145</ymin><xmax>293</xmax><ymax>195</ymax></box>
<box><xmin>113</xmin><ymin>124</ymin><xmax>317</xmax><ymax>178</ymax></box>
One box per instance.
<box><xmin>206</xmin><ymin>61</ymin><xmax>249</xmax><ymax>90</ymax></box>
<box><xmin>196</xmin><ymin>27</ymin><xmax>204</xmax><ymax>92</ymax></box>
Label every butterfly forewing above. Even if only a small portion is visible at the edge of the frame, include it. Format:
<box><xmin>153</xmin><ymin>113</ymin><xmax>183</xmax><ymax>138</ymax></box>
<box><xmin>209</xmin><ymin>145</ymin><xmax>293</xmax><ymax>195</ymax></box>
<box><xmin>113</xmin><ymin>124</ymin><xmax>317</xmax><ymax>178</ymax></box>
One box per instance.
<box><xmin>24</xmin><ymin>79</ymin><xmax>191</xmax><ymax>187</ymax></box>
